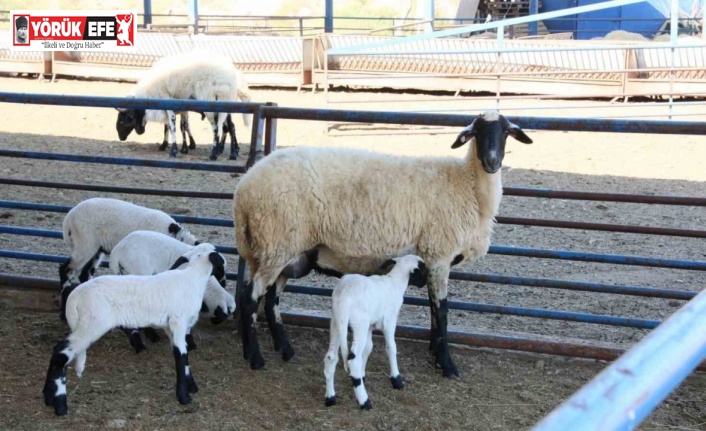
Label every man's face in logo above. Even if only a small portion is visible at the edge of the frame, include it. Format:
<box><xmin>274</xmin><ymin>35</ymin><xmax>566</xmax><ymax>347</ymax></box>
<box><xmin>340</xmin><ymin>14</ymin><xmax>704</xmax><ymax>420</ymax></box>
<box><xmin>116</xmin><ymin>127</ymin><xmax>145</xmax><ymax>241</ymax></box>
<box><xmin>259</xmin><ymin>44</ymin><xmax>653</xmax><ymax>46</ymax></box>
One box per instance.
<box><xmin>17</xmin><ymin>26</ymin><xmax>27</xmax><ymax>40</ymax></box>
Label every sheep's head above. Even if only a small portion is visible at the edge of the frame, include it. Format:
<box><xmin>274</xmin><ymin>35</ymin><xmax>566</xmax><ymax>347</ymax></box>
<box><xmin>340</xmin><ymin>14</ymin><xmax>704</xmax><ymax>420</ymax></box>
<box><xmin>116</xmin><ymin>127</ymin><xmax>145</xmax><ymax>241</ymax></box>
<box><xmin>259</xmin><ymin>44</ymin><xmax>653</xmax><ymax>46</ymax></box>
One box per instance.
<box><xmin>451</xmin><ymin>110</ymin><xmax>533</xmax><ymax>174</ymax></box>
<box><xmin>380</xmin><ymin>255</ymin><xmax>428</xmax><ymax>288</ymax></box>
<box><xmin>115</xmin><ymin>108</ymin><xmax>147</xmax><ymax>141</ymax></box>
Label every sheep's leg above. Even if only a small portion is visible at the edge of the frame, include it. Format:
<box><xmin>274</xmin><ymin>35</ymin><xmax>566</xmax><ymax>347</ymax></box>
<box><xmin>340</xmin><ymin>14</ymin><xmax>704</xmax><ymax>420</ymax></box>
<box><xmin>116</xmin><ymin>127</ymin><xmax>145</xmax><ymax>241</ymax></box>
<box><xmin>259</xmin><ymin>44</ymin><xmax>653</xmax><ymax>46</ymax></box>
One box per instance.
<box><xmin>168</xmin><ymin>319</ymin><xmax>192</xmax><ymax>405</ymax></box>
<box><xmin>323</xmin><ymin>317</ymin><xmax>340</xmax><ymax>407</ymax></box>
<box><xmin>239</xmin><ymin>279</ymin><xmax>266</xmax><ymax>370</ymax></box>
<box><xmin>427</xmin><ymin>266</ymin><xmax>459</xmax><ymax>378</ymax></box>
<box><xmin>179</xmin><ymin>114</ymin><xmax>189</xmax><ymax>154</ymax></box>
<box><xmin>264</xmin><ymin>275</ymin><xmax>295</xmax><ymax>361</ymax></box>
<box><xmin>58</xmin><ymin>249</ymin><xmax>103</xmax><ymax>321</ymax></box>
<box><xmin>226</xmin><ymin>114</ymin><xmax>239</xmax><ymax>160</ymax></box>
<box><xmin>159</xmin><ymin>125</ymin><xmax>168</xmax><ymax>151</ymax></box>
<box><xmin>361</xmin><ymin>327</ymin><xmax>374</xmax><ymax>384</ymax></box>
<box><xmin>185</xmin><ymin>327</ymin><xmax>197</xmax><ymax>352</ymax></box>
<box><xmin>184</xmin><ymin>346</ymin><xmax>198</xmax><ymax>394</ymax></box>
<box><xmin>383</xmin><ymin>320</ymin><xmax>403</xmax><ymax>390</ymax></box>
<box><xmin>208</xmin><ymin>112</ymin><xmax>223</xmax><ymax>161</ymax></box>
<box><xmin>348</xmin><ymin>323</ymin><xmax>372</xmax><ymax>410</ymax></box>
<box><xmin>185</xmin><ymin>114</ymin><xmax>196</xmax><ymax>149</ymax></box>
<box><xmin>167</xmin><ymin>110</ymin><xmax>178</xmax><ymax>158</ymax></box>
<box><xmin>43</xmin><ymin>339</ymin><xmax>73</xmax><ymax>416</ymax></box>
<box><xmin>120</xmin><ymin>327</ymin><xmax>146</xmax><ymax>353</ymax></box>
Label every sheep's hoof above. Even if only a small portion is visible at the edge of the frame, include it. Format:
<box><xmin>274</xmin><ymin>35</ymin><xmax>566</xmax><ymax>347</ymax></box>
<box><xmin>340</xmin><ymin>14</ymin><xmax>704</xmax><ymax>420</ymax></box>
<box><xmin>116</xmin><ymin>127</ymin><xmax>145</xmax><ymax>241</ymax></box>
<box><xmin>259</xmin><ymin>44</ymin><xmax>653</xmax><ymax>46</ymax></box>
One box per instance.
<box><xmin>249</xmin><ymin>352</ymin><xmax>266</xmax><ymax>370</ymax></box>
<box><xmin>229</xmin><ymin>150</ymin><xmax>239</xmax><ymax>160</ymax></box>
<box><xmin>180</xmin><ymin>147</ymin><xmax>189</xmax><ymax>154</ymax></box>
<box><xmin>210</xmin><ymin>316</ymin><xmax>225</xmax><ymax>325</ymax></box>
<box><xmin>324</xmin><ymin>396</ymin><xmax>336</xmax><ymax>407</ymax></box>
<box><xmin>43</xmin><ymin>385</ymin><xmax>54</xmax><ymax>406</ymax></box>
<box><xmin>360</xmin><ymin>399</ymin><xmax>373</xmax><ymax>411</ymax></box>
<box><xmin>208</xmin><ymin>153</ymin><xmax>218</xmax><ymax>161</ymax></box>
<box><xmin>281</xmin><ymin>343</ymin><xmax>295</xmax><ymax>362</ymax></box>
<box><xmin>390</xmin><ymin>375</ymin><xmax>404</xmax><ymax>390</ymax></box>
<box><xmin>143</xmin><ymin>328</ymin><xmax>161</xmax><ymax>343</ymax></box>
<box><xmin>133</xmin><ymin>342</ymin><xmax>146</xmax><ymax>354</ymax></box>
<box><xmin>440</xmin><ymin>363</ymin><xmax>460</xmax><ymax>379</ymax></box>
<box><xmin>159</xmin><ymin>142</ymin><xmax>168</xmax><ymax>151</ymax></box>
<box><xmin>177</xmin><ymin>391</ymin><xmax>192</xmax><ymax>405</ymax></box>
<box><xmin>189</xmin><ymin>140</ymin><xmax>196</xmax><ymax>150</ymax></box>
<box><xmin>53</xmin><ymin>396</ymin><xmax>68</xmax><ymax>416</ymax></box>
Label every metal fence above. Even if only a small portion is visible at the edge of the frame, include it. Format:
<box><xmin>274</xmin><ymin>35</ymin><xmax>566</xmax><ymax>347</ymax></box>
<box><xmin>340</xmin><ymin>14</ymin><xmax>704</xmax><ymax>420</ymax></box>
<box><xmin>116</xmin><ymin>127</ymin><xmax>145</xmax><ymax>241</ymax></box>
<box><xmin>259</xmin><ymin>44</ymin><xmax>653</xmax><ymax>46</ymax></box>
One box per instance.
<box><xmin>0</xmin><ymin>91</ymin><xmax>704</xmax><ymax>428</ymax></box>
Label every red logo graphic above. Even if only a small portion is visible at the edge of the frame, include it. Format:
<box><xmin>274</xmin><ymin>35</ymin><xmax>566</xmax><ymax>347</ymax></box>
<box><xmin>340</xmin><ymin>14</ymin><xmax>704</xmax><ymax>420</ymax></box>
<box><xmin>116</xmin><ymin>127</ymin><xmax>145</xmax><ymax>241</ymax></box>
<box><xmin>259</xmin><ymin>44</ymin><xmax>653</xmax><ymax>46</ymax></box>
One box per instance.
<box><xmin>115</xmin><ymin>13</ymin><xmax>133</xmax><ymax>46</ymax></box>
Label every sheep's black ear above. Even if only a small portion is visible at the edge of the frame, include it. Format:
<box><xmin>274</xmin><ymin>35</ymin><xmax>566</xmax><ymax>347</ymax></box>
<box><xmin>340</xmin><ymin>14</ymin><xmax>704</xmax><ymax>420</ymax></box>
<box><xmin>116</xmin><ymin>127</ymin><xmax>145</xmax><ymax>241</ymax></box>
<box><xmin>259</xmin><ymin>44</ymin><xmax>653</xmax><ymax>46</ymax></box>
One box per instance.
<box><xmin>194</xmin><ymin>240</ymin><xmax>201</xmax><ymax>246</ymax></box>
<box><xmin>451</xmin><ymin>118</ymin><xmax>478</xmax><ymax>149</ymax></box>
<box><xmin>409</xmin><ymin>261</ymin><xmax>428</xmax><ymax>288</ymax></box>
<box><xmin>209</xmin><ymin>252</ymin><xmax>226</xmax><ymax>268</ymax></box>
<box><xmin>168</xmin><ymin>223</ymin><xmax>181</xmax><ymax>237</ymax></box>
<box><xmin>169</xmin><ymin>256</ymin><xmax>189</xmax><ymax>270</ymax></box>
<box><xmin>379</xmin><ymin>259</ymin><xmax>396</xmax><ymax>274</ymax></box>
<box><xmin>508</xmin><ymin>122</ymin><xmax>533</xmax><ymax>144</ymax></box>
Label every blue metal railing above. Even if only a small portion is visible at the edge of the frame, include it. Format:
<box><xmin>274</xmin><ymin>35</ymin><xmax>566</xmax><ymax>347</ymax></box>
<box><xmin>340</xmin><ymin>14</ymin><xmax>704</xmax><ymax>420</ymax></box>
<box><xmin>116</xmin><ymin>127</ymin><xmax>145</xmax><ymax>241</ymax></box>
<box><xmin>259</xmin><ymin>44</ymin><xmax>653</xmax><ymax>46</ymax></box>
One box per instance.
<box><xmin>532</xmin><ymin>285</ymin><xmax>706</xmax><ymax>431</ymax></box>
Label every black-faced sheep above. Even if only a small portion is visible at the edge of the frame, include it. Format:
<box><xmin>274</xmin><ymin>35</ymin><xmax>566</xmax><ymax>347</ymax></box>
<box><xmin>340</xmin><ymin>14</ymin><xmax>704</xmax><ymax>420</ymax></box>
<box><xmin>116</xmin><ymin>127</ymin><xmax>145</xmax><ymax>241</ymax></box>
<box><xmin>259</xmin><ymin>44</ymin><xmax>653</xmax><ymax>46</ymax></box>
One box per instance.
<box><xmin>115</xmin><ymin>51</ymin><xmax>252</xmax><ymax>160</ymax></box>
<box><xmin>232</xmin><ymin>110</ymin><xmax>533</xmax><ymax>378</ymax></box>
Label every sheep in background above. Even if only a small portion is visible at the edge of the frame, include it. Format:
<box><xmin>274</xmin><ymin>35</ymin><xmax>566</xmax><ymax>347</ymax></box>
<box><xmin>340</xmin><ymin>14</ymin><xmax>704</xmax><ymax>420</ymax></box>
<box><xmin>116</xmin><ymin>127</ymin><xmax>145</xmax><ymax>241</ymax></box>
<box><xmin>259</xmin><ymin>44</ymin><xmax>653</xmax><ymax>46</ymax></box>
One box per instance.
<box><xmin>42</xmin><ymin>250</ymin><xmax>225</xmax><ymax>416</ymax></box>
<box><xmin>109</xmin><ymin>231</ymin><xmax>234</xmax><ymax>353</ymax></box>
<box><xmin>232</xmin><ymin>110</ymin><xmax>533</xmax><ymax>378</ymax></box>
<box><xmin>58</xmin><ymin>197</ymin><xmax>198</xmax><ymax>321</ymax></box>
<box><xmin>115</xmin><ymin>51</ymin><xmax>252</xmax><ymax>160</ymax></box>
<box><xmin>324</xmin><ymin>255</ymin><xmax>427</xmax><ymax>410</ymax></box>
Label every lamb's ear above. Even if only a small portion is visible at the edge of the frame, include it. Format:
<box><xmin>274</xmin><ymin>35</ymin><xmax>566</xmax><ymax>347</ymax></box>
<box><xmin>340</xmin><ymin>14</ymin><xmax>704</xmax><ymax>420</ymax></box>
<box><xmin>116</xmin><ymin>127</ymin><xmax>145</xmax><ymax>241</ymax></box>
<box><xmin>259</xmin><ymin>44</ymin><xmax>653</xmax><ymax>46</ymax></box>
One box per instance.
<box><xmin>451</xmin><ymin>119</ymin><xmax>478</xmax><ymax>149</ymax></box>
<box><xmin>508</xmin><ymin>122</ymin><xmax>533</xmax><ymax>144</ymax></box>
<box><xmin>115</xmin><ymin>107</ymin><xmax>130</xmax><ymax>113</ymax></box>
<box><xmin>379</xmin><ymin>259</ymin><xmax>396</xmax><ymax>274</ymax></box>
<box><xmin>168</xmin><ymin>256</ymin><xmax>189</xmax><ymax>270</ymax></box>
<box><xmin>408</xmin><ymin>261</ymin><xmax>428</xmax><ymax>288</ymax></box>
<box><xmin>209</xmin><ymin>252</ymin><xmax>226</xmax><ymax>268</ymax></box>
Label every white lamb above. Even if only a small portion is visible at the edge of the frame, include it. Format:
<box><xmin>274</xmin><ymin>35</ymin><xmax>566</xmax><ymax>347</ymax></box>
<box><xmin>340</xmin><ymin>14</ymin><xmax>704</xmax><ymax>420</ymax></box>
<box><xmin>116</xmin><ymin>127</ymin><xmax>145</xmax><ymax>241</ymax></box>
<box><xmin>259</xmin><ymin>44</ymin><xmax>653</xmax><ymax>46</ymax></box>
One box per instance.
<box><xmin>232</xmin><ymin>110</ymin><xmax>533</xmax><ymax>378</ymax></box>
<box><xmin>42</xmin><ymin>249</ymin><xmax>226</xmax><ymax>416</ymax></box>
<box><xmin>109</xmin><ymin>231</ymin><xmax>235</xmax><ymax>352</ymax></box>
<box><xmin>323</xmin><ymin>255</ymin><xmax>426</xmax><ymax>410</ymax></box>
<box><xmin>115</xmin><ymin>51</ymin><xmax>252</xmax><ymax>160</ymax></box>
<box><xmin>59</xmin><ymin>197</ymin><xmax>198</xmax><ymax>321</ymax></box>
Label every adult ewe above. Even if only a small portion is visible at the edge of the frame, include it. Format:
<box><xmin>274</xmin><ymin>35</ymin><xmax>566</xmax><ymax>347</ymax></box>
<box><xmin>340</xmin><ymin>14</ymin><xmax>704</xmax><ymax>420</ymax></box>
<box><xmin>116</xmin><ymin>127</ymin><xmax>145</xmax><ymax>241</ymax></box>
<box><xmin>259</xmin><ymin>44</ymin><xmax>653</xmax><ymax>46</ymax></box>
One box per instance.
<box><xmin>115</xmin><ymin>52</ymin><xmax>252</xmax><ymax>160</ymax></box>
<box><xmin>232</xmin><ymin>110</ymin><xmax>533</xmax><ymax>378</ymax></box>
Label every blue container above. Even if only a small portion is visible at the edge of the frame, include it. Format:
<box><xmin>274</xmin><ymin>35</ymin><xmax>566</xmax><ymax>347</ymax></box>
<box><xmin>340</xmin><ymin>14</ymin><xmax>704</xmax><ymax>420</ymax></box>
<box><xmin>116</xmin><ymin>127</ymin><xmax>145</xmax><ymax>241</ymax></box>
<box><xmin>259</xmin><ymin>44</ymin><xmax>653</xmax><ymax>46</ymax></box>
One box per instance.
<box><xmin>540</xmin><ymin>0</ymin><xmax>666</xmax><ymax>40</ymax></box>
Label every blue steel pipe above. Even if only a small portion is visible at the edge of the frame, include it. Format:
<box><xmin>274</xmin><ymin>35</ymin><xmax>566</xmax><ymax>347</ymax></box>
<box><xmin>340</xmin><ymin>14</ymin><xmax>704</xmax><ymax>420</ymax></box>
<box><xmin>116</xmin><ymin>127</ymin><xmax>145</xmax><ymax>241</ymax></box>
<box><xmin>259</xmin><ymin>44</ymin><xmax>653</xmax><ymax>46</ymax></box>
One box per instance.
<box><xmin>1</xmin><ymin>213</ymin><xmax>705</xmax><ymax>271</ymax></box>
<box><xmin>0</xmin><ymin>249</ymin><xmax>663</xmax><ymax>330</ymax></box>
<box><xmin>0</xmin><ymin>92</ymin><xmax>259</xmax><ymax>114</ymax></box>
<box><xmin>0</xmin><ymin>149</ymin><xmax>244</xmax><ymax>174</ymax></box>
<box><xmin>0</xmin><ymin>230</ymin><xmax>694</xmax><ymax>300</ymax></box>
<box><xmin>532</xmin><ymin>284</ymin><xmax>706</xmax><ymax>431</ymax></box>
<box><xmin>1</xmin><ymin>92</ymin><xmax>705</xmax><ymax>135</ymax></box>
<box><xmin>2</xmin><ymin>178</ymin><xmax>704</xmax><ymax>207</ymax></box>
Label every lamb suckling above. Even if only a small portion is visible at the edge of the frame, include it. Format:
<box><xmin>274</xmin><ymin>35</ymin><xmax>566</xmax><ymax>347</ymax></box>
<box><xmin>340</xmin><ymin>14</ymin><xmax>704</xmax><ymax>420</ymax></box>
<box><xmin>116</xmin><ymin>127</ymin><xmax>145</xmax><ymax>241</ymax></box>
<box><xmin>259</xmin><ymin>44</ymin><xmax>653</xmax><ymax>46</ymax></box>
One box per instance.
<box><xmin>42</xmin><ymin>249</ymin><xmax>226</xmax><ymax>416</ymax></box>
<box><xmin>108</xmin><ymin>231</ymin><xmax>234</xmax><ymax>352</ymax></box>
<box><xmin>323</xmin><ymin>255</ymin><xmax>427</xmax><ymax>410</ymax></box>
<box><xmin>58</xmin><ymin>197</ymin><xmax>198</xmax><ymax>321</ymax></box>
<box><xmin>233</xmin><ymin>110</ymin><xmax>533</xmax><ymax>378</ymax></box>
<box><xmin>115</xmin><ymin>51</ymin><xmax>252</xmax><ymax>160</ymax></box>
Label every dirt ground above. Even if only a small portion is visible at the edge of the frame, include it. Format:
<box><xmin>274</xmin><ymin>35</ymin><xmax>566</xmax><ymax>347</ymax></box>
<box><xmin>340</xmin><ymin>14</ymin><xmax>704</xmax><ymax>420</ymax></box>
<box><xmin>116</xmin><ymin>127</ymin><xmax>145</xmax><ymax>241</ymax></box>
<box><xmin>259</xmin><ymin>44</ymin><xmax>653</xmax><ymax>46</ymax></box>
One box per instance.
<box><xmin>0</xmin><ymin>74</ymin><xmax>705</xmax><ymax>430</ymax></box>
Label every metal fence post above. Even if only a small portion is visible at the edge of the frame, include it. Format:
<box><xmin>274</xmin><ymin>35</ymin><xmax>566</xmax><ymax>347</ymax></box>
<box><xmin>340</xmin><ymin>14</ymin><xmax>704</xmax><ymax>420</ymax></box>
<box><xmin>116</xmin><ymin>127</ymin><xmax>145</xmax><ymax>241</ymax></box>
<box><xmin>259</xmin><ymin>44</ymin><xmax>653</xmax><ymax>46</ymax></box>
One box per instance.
<box><xmin>264</xmin><ymin>102</ymin><xmax>278</xmax><ymax>155</ymax></box>
<box><xmin>246</xmin><ymin>105</ymin><xmax>266</xmax><ymax>170</ymax></box>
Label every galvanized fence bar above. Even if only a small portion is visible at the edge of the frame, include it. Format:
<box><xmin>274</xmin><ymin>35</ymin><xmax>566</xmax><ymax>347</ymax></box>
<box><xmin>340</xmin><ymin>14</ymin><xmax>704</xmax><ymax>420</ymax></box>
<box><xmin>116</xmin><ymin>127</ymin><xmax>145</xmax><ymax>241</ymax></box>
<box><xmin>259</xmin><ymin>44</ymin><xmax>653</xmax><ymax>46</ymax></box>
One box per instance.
<box><xmin>0</xmin><ymin>249</ymin><xmax>664</xmax><ymax>330</ymax></box>
<box><xmin>2</xmin><ymin>206</ymin><xmax>705</xmax><ymax>270</ymax></box>
<box><xmin>1</xmin><ymin>177</ymin><xmax>702</xmax><ymax>207</ymax></box>
<box><xmin>0</xmin><ymin>225</ymin><xmax>697</xmax><ymax>300</ymax></box>
<box><xmin>0</xmin><ymin>150</ymin><xmax>244</xmax><ymax>173</ymax></box>
<box><xmin>532</xmin><ymin>285</ymin><xmax>706</xmax><ymax>431</ymax></box>
<box><xmin>1</xmin><ymin>92</ymin><xmax>705</xmax><ymax>136</ymax></box>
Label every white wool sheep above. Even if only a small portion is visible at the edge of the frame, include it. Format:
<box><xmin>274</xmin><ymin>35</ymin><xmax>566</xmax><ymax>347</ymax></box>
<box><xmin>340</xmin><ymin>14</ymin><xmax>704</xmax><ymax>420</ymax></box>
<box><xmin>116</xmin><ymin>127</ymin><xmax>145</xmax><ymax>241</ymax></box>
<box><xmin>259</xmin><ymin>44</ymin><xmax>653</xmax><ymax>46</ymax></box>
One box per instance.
<box><xmin>42</xmin><ymin>249</ymin><xmax>225</xmax><ymax>416</ymax></box>
<box><xmin>323</xmin><ymin>255</ymin><xmax>426</xmax><ymax>410</ymax></box>
<box><xmin>59</xmin><ymin>197</ymin><xmax>199</xmax><ymax>321</ymax></box>
<box><xmin>232</xmin><ymin>110</ymin><xmax>533</xmax><ymax>377</ymax></box>
<box><xmin>109</xmin><ymin>231</ymin><xmax>234</xmax><ymax>352</ymax></box>
<box><xmin>115</xmin><ymin>51</ymin><xmax>252</xmax><ymax>160</ymax></box>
